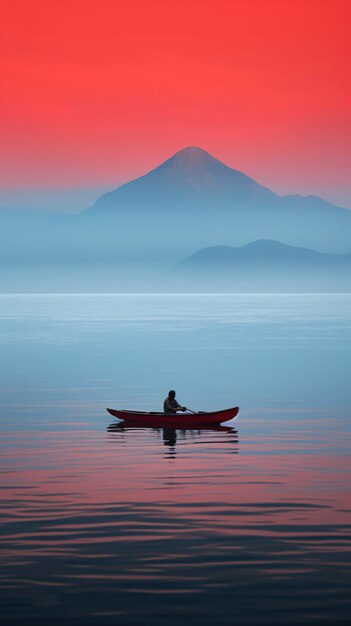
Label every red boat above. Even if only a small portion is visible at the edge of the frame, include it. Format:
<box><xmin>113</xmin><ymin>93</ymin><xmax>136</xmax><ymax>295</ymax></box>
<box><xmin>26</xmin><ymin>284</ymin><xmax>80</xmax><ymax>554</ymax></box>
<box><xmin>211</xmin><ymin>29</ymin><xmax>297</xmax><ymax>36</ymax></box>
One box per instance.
<box><xmin>106</xmin><ymin>406</ymin><xmax>239</xmax><ymax>427</ymax></box>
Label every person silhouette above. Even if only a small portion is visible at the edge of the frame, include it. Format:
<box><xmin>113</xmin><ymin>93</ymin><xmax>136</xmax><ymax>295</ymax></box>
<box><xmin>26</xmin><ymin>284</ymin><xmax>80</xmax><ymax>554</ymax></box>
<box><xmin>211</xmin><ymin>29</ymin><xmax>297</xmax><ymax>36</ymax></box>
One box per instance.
<box><xmin>163</xmin><ymin>390</ymin><xmax>187</xmax><ymax>414</ymax></box>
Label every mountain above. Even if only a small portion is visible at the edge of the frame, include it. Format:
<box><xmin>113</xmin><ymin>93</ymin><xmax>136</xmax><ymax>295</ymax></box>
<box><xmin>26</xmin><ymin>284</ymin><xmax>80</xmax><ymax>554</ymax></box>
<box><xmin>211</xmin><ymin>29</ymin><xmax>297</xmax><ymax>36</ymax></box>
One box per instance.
<box><xmin>86</xmin><ymin>146</ymin><xmax>351</xmax><ymax>255</ymax></box>
<box><xmin>171</xmin><ymin>240</ymin><xmax>351</xmax><ymax>292</ymax></box>
<box><xmin>2</xmin><ymin>147</ymin><xmax>351</xmax><ymax>292</ymax></box>
<box><xmin>90</xmin><ymin>146</ymin><xmax>274</xmax><ymax>211</ymax></box>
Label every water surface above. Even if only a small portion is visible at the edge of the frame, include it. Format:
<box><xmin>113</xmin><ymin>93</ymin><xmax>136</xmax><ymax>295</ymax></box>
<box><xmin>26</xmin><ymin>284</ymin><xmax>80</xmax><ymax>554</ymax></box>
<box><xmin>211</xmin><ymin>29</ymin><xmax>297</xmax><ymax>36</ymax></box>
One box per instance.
<box><xmin>1</xmin><ymin>294</ymin><xmax>350</xmax><ymax>624</ymax></box>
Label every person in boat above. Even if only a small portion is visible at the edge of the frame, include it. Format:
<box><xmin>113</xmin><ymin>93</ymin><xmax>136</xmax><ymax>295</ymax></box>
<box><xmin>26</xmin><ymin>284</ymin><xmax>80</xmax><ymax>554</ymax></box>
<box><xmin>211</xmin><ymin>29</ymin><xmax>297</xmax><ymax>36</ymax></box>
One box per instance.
<box><xmin>163</xmin><ymin>390</ymin><xmax>187</xmax><ymax>414</ymax></box>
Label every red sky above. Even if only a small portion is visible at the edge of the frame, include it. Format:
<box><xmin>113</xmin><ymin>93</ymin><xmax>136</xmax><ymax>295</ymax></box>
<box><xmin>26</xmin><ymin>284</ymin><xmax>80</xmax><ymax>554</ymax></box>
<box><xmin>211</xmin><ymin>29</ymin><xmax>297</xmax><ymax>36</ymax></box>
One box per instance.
<box><xmin>1</xmin><ymin>0</ymin><xmax>350</xmax><ymax>208</ymax></box>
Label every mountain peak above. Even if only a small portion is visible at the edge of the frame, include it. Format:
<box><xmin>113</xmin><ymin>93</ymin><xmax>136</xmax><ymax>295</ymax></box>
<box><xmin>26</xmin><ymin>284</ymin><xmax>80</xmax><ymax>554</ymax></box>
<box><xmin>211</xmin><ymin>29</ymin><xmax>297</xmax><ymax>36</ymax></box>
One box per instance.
<box><xmin>174</xmin><ymin>146</ymin><xmax>209</xmax><ymax>156</ymax></box>
<box><xmin>170</xmin><ymin>146</ymin><xmax>215</xmax><ymax>163</ymax></box>
<box><xmin>159</xmin><ymin>146</ymin><xmax>226</xmax><ymax>176</ymax></box>
<box><xmin>156</xmin><ymin>146</ymin><xmax>230</xmax><ymax>179</ymax></box>
<box><xmin>148</xmin><ymin>145</ymin><xmax>267</xmax><ymax>197</ymax></box>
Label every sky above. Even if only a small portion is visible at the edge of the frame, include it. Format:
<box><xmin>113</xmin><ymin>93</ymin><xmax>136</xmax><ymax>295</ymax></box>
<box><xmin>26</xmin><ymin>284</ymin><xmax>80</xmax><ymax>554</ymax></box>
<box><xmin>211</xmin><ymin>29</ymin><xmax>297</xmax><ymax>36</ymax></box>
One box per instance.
<box><xmin>1</xmin><ymin>0</ymin><xmax>350</xmax><ymax>211</ymax></box>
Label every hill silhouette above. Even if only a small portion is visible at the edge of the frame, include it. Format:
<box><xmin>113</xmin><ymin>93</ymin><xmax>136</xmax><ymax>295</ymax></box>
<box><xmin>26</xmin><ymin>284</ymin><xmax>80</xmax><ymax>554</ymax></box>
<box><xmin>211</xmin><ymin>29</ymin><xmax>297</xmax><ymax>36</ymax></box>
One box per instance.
<box><xmin>172</xmin><ymin>240</ymin><xmax>351</xmax><ymax>292</ymax></box>
<box><xmin>1</xmin><ymin>147</ymin><xmax>351</xmax><ymax>291</ymax></box>
<box><xmin>90</xmin><ymin>146</ymin><xmax>274</xmax><ymax>212</ymax></box>
<box><xmin>87</xmin><ymin>146</ymin><xmax>351</xmax><ymax>255</ymax></box>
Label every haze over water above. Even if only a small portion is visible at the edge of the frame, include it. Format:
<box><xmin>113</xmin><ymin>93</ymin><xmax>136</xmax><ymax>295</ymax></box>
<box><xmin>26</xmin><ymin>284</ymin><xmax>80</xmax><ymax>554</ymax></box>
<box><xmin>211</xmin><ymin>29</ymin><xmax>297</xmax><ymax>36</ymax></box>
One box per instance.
<box><xmin>1</xmin><ymin>294</ymin><xmax>350</xmax><ymax>625</ymax></box>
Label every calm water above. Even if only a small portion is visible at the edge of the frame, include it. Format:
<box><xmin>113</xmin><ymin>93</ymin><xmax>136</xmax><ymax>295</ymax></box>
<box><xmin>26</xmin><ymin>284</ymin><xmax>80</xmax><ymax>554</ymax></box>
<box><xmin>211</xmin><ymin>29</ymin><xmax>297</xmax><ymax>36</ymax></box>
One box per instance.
<box><xmin>0</xmin><ymin>294</ymin><xmax>350</xmax><ymax>625</ymax></box>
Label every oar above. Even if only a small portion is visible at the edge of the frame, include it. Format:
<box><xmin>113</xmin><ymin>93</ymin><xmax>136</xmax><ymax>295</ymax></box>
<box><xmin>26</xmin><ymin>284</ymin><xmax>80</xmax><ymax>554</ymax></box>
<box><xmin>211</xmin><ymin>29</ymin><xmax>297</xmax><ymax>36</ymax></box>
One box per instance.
<box><xmin>185</xmin><ymin>408</ymin><xmax>198</xmax><ymax>414</ymax></box>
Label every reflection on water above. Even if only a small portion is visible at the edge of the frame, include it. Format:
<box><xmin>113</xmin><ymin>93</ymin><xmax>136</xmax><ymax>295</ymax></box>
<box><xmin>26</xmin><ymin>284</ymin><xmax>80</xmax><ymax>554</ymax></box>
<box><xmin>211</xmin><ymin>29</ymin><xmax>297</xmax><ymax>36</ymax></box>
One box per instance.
<box><xmin>1</xmin><ymin>416</ymin><xmax>350</xmax><ymax>625</ymax></box>
<box><xmin>107</xmin><ymin>423</ymin><xmax>239</xmax><ymax>459</ymax></box>
<box><xmin>0</xmin><ymin>295</ymin><xmax>351</xmax><ymax>624</ymax></box>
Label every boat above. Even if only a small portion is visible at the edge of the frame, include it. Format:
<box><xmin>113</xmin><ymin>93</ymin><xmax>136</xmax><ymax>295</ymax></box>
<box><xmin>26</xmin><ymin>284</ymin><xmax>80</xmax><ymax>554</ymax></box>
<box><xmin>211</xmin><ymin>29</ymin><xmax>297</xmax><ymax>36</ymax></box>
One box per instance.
<box><xmin>106</xmin><ymin>406</ymin><xmax>239</xmax><ymax>427</ymax></box>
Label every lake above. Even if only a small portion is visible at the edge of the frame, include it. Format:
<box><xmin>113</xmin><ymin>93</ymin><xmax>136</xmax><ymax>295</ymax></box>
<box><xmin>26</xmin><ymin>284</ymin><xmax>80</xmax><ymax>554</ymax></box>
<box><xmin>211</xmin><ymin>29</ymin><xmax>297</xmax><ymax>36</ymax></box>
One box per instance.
<box><xmin>0</xmin><ymin>293</ymin><xmax>350</xmax><ymax>625</ymax></box>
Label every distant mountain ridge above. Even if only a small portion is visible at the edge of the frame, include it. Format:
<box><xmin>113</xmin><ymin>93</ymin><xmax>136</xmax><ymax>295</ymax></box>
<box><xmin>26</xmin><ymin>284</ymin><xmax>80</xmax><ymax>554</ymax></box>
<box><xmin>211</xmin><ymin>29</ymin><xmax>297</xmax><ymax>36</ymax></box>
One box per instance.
<box><xmin>178</xmin><ymin>239</ymin><xmax>351</xmax><ymax>265</ymax></box>
<box><xmin>2</xmin><ymin>147</ymin><xmax>351</xmax><ymax>291</ymax></box>
<box><xmin>171</xmin><ymin>239</ymin><xmax>351</xmax><ymax>292</ymax></box>
<box><xmin>89</xmin><ymin>145</ymin><xmax>346</xmax><ymax>212</ymax></box>
<box><xmin>87</xmin><ymin>146</ymin><xmax>351</xmax><ymax>255</ymax></box>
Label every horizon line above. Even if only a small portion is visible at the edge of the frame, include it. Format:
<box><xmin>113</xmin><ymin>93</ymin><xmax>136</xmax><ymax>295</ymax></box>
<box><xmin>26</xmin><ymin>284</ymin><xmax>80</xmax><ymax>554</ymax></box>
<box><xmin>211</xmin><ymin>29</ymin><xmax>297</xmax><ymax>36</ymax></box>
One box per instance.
<box><xmin>1</xmin><ymin>292</ymin><xmax>350</xmax><ymax>297</ymax></box>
